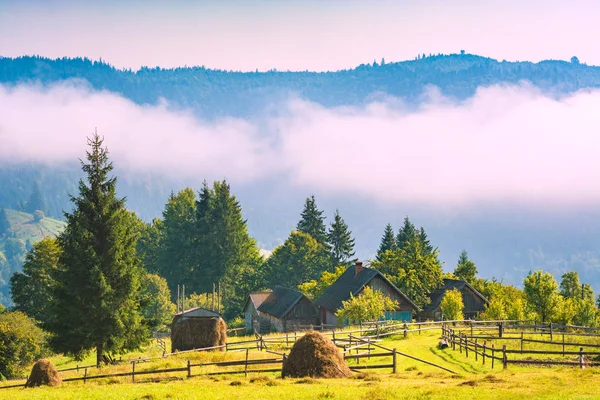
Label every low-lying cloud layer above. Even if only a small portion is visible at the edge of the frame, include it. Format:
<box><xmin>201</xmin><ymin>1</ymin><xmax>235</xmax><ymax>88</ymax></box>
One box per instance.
<box><xmin>2</xmin><ymin>82</ymin><xmax>599</xmax><ymax>206</ymax></box>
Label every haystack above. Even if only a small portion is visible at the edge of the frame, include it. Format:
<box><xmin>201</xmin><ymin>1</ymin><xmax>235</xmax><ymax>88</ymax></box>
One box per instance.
<box><xmin>171</xmin><ymin>316</ymin><xmax>227</xmax><ymax>352</ymax></box>
<box><xmin>25</xmin><ymin>359</ymin><xmax>61</xmax><ymax>388</ymax></box>
<box><xmin>282</xmin><ymin>331</ymin><xmax>351</xmax><ymax>378</ymax></box>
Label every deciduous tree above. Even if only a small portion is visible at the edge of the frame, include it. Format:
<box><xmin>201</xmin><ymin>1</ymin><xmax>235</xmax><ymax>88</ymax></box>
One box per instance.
<box><xmin>335</xmin><ymin>286</ymin><xmax>398</xmax><ymax>324</ymax></box>
<box><xmin>523</xmin><ymin>270</ymin><xmax>560</xmax><ymax>323</ymax></box>
<box><xmin>440</xmin><ymin>288</ymin><xmax>464</xmax><ymax>321</ymax></box>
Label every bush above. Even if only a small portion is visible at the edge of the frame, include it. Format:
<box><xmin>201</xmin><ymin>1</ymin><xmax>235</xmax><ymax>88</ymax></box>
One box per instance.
<box><xmin>0</xmin><ymin>311</ymin><xmax>50</xmax><ymax>379</ymax></box>
<box><xmin>227</xmin><ymin>317</ymin><xmax>245</xmax><ymax>329</ymax></box>
<box><xmin>33</xmin><ymin>210</ymin><xmax>45</xmax><ymax>222</ymax></box>
<box><xmin>440</xmin><ymin>288</ymin><xmax>464</xmax><ymax>321</ymax></box>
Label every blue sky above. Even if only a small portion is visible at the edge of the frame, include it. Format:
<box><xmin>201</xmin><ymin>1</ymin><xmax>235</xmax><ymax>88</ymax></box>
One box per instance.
<box><xmin>1</xmin><ymin>0</ymin><xmax>599</xmax><ymax>71</ymax></box>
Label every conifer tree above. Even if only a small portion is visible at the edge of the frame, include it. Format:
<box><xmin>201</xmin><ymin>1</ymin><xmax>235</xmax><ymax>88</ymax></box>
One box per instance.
<box><xmin>48</xmin><ymin>134</ymin><xmax>147</xmax><ymax>365</ymax></box>
<box><xmin>0</xmin><ymin>207</ymin><xmax>10</xmax><ymax>236</ymax></box>
<box><xmin>296</xmin><ymin>195</ymin><xmax>327</xmax><ymax>245</ymax></box>
<box><xmin>376</xmin><ymin>223</ymin><xmax>396</xmax><ymax>261</ymax></box>
<box><xmin>326</xmin><ymin>209</ymin><xmax>355</xmax><ymax>266</ymax></box>
<box><xmin>396</xmin><ymin>217</ymin><xmax>416</xmax><ymax>249</ymax></box>
<box><xmin>454</xmin><ymin>250</ymin><xmax>478</xmax><ymax>283</ymax></box>
<box><xmin>26</xmin><ymin>181</ymin><xmax>45</xmax><ymax>214</ymax></box>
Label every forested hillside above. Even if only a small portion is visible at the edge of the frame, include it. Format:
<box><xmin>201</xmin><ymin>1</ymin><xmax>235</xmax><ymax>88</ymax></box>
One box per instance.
<box><xmin>1</xmin><ymin>53</ymin><xmax>599</xmax><ymax>117</ymax></box>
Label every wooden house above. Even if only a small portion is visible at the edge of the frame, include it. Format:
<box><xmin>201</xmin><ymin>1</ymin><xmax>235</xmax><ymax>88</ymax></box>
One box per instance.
<box><xmin>243</xmin><ymin>290</ymin><xmax>272</xmax><ymax>332</ymax></box>
<box><xmin>244</xmin><ymin>286</ymin><xmax>319</xmax><ymax>333</ymax></box>
<box><xmin>315</xmin><ymin>262</ymin><xmax>419</xmax><ymax>326</ymax></box>
<box><xmin>419</xmin><ymin>279</ymin><xmax>489</xmax><ymax>321</ymax></box>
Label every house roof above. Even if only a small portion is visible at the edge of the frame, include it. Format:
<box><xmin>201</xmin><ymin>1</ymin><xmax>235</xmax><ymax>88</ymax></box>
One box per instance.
<box><xmin>243</xmin><ymin>290</ymin><xmax>271</xmax><ymax>313</ymax></box>
<box><xmin>422</xmin><ymin>278</ymin><xmax>489</xmax><ymax>313</ymax></box>
<box><xmin>257</xmin><ymin>286</ymin><xmax>307</xmax><ymax>319</ymax></box>
<box><xmin>315</xmin><ymin>265</ymin><xmax>420</xmax><ymax>312</ymax></box>
<box><xmin>174</xmin><ymin>307</ymin><xmax>220</xmax><ymax>317</ymax></box>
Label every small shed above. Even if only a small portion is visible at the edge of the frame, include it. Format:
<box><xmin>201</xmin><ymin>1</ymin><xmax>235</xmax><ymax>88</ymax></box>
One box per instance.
<box><xmin>420</xmin><ymin>279</ymin><xmax>489</xmax><ymax>321</ymax></box>
<box><xmin>243</xmin><ymin>290</ymin><xmax>272</xmax><ymax>332</ymax></box>
<box><xmin>170</xmin><ymin>307</ymin><xmax>226</xmax><ymax>352</ymax></box>
<box><xmin>256</xmin><ymin>286</ymin><xmax>320</xmax><ymax>332</ymax></box>
<box><xmin>315</xmin><ymin>262</ymin><xmax>419</xmax><ymax>326</ymax></box>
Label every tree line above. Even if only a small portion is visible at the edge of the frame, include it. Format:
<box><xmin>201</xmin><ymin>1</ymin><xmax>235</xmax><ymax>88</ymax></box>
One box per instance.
<box><xmin>3</xmin><ymin>133</ymin><xmax>600</xmax><ymax>378</ymax></box>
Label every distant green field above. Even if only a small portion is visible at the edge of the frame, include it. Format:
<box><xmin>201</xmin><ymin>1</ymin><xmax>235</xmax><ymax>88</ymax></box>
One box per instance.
<box><xmin>4</xmin><ymin>329</ymin><xmax>600</xmax><ymax>399</ymax></box>
<box><xmin>0</xmin><ymin>209</ymin><xmax>65</xmax><ymax>251</ymax></box>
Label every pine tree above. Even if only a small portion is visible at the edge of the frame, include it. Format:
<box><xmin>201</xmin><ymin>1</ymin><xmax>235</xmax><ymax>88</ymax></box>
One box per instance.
<box><xmin>0</xmin><ymin>207</ymin><xmax>10</xmax><ymax>236</ymax></box>
<box><xmin>296</xmin><ymin>195</ymin><xmax>327</xmax><ymax>245</ymax></box>
<box><xmin>376</xmin><ymin>223</ymin><xmax>396</xmax><ymax>261</ymax></box>
<box><xmin>326</xmin><ymin>209</ymin><xmax>355</xmax><ymax>266</ymax></box>
<box><xmin>396</xmin><ymin>217</ymin><xmax>416</xmax><ymax>249</ymax></box>
<box><xmin>454</xmin><ymin>250</ymin><xmax>478</xmax><ymax>283</ymax></box>
<box><xmin>48</xmin><ymin>134</ymin><xmax>147</xmax><ymax>365</ymax></box>
<box><xmin>26</xmin><ymin>181</ymin><xmax>45</xmax><ymax>214</ymax></box>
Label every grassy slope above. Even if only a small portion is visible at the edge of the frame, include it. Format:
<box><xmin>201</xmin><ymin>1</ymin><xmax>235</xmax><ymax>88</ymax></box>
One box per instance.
<box><xmin>5</xmin><ymin>329</ymin><xmax>600</xmax><ymax>399</ymax></box>
<box><xmin>0</xmin><ymin>209</ymin><xmax>66</xmax><ymax>250</ymax></box>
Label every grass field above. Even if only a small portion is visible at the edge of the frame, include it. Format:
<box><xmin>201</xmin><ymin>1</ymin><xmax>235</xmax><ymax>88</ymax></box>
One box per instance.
<box><xmin>0</xmin><ymin>209</ymin><xmax>66</xmax><ymax>251</ymax></box>
<box><xmin>4</xmin><ymin>327</ymin><xmax>600</xmax><ymax>399</ymax></box>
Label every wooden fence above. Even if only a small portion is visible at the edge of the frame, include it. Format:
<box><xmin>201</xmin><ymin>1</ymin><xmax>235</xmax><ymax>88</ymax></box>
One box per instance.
<box><xmin>442</xmin><ymin>324</ymin><xmax>600</xmax><ymax>369</ymax></box>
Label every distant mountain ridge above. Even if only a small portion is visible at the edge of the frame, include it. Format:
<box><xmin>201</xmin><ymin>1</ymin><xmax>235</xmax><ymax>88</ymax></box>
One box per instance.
<box><xmin>1</xmin><ymin>53</ymin><xmax>599</xmax><ymax>117</ymax></box>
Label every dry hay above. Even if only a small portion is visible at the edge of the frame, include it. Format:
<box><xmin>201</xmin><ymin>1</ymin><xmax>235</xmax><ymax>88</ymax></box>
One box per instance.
<box><xmin>171</xmin><ymin>316</ymin><xmax>227</xmax><ymax>352</ymax></box>
<box><xmin>282</xmin><ymin>331</ymin><xmax>351</xmax><ymax>378</ymax></box>
<box><xmin>25</xmin><ymin>359</ymin><xmax>61</xmax><ymax>388</ymax></box>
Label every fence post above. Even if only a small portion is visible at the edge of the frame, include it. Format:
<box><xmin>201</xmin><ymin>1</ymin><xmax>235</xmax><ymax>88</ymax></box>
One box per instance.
<box><xmin>404</xmin><ymin>322</ymin><xmax>408</xmax><ymax>338</ymax></box>
<box><xmin>419</xmin><ymin>323</ymin><xmax>421</xmax><ymax>335</ymax></box>
<box><xmin>580</xmin><ymin>347</ymin><xmax>584</xmax><ymax>369</ymax></box>
<box><xmin>132</xmin><ymin>361</ymin><xmax>136</xmax><ymax>383</ymax></box>
<box><xmin>470</xmin><ymin>321</ymin><xmax>473</xmax><ymax>337</ymax></box>
<box><xmin>187</xmin><ymin>359</ymin><xmax>191</xmax><ymax>378</ymax></box>
<box><xmin>491</xmin><ymin>344</ymin><xmax>495</xmax><ymax>369</ymax></box>
<box><xmin>465</xmin><ymin>335</ymin><xmax>469</xmax><ymax>358</ymax></box>
<box><xmin>475</xmin><ymin>338</ymin><xmax>478</xmax><ymax>361</ymax></box>
<box><xmin>502</xmin><ymin>345</ymin><xmax>507</xmax><ymax>369</ymax></box>
<box><xmin>499</xmin><ymin>322</ymin><xmax>503</xmax><ymax>338</ymax></box>
<box><xmin>244</xmin><ymin>349</ymin><xmax>249</xmax><ymax>377</ymax></box>
<box><xmin>84</xmin><ymin>368</ymin><xmax>88</xmax><ymax>384</ymax></box>
<box><xmin>452</xmin><ymin>331</ymin><xmax>456</xmax><ymax>351</ymax></box>
<box><xmin>562</xmin><ymin>334</ymin><xmax>565</xmax><ymax>356</ymax></box>
<box><xmin>550</xmin><ymin>322</ymin><xmax>553</xmax><ymax>341</ymax></box>
<box><xmin>521</xmin><ymin>332</ymin><xmax>524</xmax><ymax>353</ymax></box>
<box><xmin>392</xmin><ymin>348</ymin><xmax>397</xmax><ymax>374</ymax></box>
<box><xmin>282</xmin><ymin>354</ymin><xmax>287</xmax><ymax>379</ymax></box>
<box><xmin>76</xmin><ymin>364</ymin><xmax>79</xmax><ymax>373</ymax></box>
<box><xmin>286</xmin><ymin>332</ymin><xmax>289</xmax><ymax>346</ymax></box>
<box><xmin>483</xmin><ymin>341</ymin><xmax>486</xmax><ymax>365</ymax></box>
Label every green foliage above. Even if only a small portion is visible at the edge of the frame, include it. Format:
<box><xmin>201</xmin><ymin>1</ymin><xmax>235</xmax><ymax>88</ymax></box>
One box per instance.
<box><xmin>572</xmin><ymin>298</ymin><xmax>598</xmax><ymax>327</ymax></box>
<box><xmin>523</xmin><ymin>270</ymin><xmax>560</xmax><ymax>323</ymax></box>
<box><xmin>184</xmin><ymin>292</ymin><xmax>216</xmax><ymax>310</ymax></box>
<box><xmin>298</xmin><ymin>265</ymin><xmax>346</xmax><ymax>301</ymax></box>
<box><xmin>454</xmin><ymin>250</ymin><xmax>478</xmax><ymax>283</ymax></box>
<box><xmin>48</xmin><ymin>134</ymin><xmax>147</xmax><ymax>365</ymax></box>
<box><xmin>228</xmin><ymin>317</ymin><xmax>245</xmax><ymax>329</ymax></box>
<box><xmin>554</xmin><ymin>296</ymin><xmax>577</xmax><ymax>325</ymax></box>
<box><xmin>375</xmin><ymin>223</ymin><xmax>396</xmax><ymax>262</ymax></box>
<box><xmin>139</xmin><ymin>274</ymin><xmax>176</xmax><ymax>332</ymax></box>
<box><xmin>296</xmin><ymin>195</ymin><xmax>328</xmax><ymax>246</ymax></box>
<box><xmin>396</xmin><ymin>217</ymin><xmax>416</xmax><ymax>250</ymax></box>
<box><xmin>559</xmin><ymin>271</ymin><xmax>594</xmax><ymax>302</ymax></box>
<box><xmin>265</xmin><ymin>231</ymin><xmax>330</xmax><ymax>290</ymax></box>
<box><xmin>326</xmin><ymin>210</ymin><xmax>355</xmax><ymax>266</ymax></box>
<box><xmin>479</xmin><ymin>297</ymin><xmax>507</xmax><ymax>320</ymax></box>
<box><xmin>25</xmin><ymin>181</ymin><xmax>46</xmax><ymax>214</ymax></box>
<box><xmin>9</xmin><ymin>237</ymin><xmax>60</xmax><ymax>325</ymax></box>
<box><xmin>440</xmin><ymin>288</ymin><xmax>464</xmax><ymax>321</ymax></box>
<box><xmin>335</xmin><ymin>286</ymin><xmax>398</xmax><ymax>324</ymax></box>
<box><xmin>372</xmin><ymin>232</ymin><xmax>443</xmax><ymax>308</ymax></box>
<box><xmin>0</xmin><ymin>310</ymin><xmax>49</xmax><ymax>379</ymax></box>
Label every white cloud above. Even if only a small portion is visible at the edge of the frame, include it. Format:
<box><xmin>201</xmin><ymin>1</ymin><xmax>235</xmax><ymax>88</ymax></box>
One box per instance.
<box><xmin>2</xmin><ymin>82</ymin><xmax>600</xmax><ymax>206</ymax></box>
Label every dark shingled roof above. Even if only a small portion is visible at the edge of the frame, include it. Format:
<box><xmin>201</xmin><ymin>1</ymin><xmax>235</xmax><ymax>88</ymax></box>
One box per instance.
<box><xmin>422</xmin><ymin>279</ymin><xmax>489</xmax><ymax>313</ymax></box>
<box><xmin>315</xmin><ymin>265</ymin><xmax>419</xmax><ymax>311</ymax></box>
<box><xmin>257</xmin><ymin>286</ymin><xmax>308</xmax><ymax>319</ymax></box>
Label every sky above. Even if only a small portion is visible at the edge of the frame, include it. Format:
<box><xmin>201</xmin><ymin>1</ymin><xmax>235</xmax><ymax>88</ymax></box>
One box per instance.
<box><xmin>1</xmin><ymin>0</ymin><xmax>599</xmax><ymax>71</ymax></box>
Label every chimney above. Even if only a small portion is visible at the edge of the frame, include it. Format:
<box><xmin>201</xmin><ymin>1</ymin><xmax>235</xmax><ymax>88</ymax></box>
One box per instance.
<box><xmin>355</xmin><ymin>261</ymin><xmax>363</xmax><ymax>276</ymax></box>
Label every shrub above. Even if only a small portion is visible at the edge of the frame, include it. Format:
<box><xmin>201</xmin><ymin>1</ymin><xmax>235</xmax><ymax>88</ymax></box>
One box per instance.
<box><xmin>440</xmin><ymin>288</ymin><xmax>464</xmax><ymax>321</ymax></box>
<box><xmin>33</xmin><ymin>210</ymin><xmax>45</xmax><ymax>222</ymax></box>
<box><xmin>0</xmin><ymin>311</ymin><xmax>50</xmax><ymax>379</ymax></box>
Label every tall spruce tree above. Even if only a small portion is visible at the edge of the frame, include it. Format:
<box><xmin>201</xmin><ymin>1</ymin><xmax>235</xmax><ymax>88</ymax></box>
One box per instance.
<box><xmin>296</xmin><ymin>195</ymin><xmax>327</xmax><ymax>245</ymax></box>
<box><xmin>396</xmin><ymin>217</ymin><xmax>417</xmax><ymax>249</ymax></box>
<box><xmin>326</xmin><ymin>209</ymin><xmax>355</xmax><ymax>266</ymax></box>
<box><xmin>49</xmin><ymin>134</ymin><xmax>146</xmax><ymax>365</ymax></box>
<box><xmin>453</xmin><ymin>250</ymin><xmax>478</xmax><ymax>283</ymax></box>
<box><xmin>376</xmin><ymin>223</ymin><xmax>396</xmax><ymax>261</ymax></box>
<box><xmin>26</xmin><ymin>181</ymin><xmax>45</xmax><ymax>214</ymax></box>
<box><xmin>0</xmin><ymin>207</ymin><xmax>10</xmax><ymax>236</ymax></box>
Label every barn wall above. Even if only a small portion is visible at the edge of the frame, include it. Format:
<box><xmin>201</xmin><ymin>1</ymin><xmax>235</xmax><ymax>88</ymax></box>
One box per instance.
<box><xmin>282</xmin><ymin>297</ymin><xmax>320</xmax><ymax>331</ymax></box>
<box><xmin>365</xmin><ymin>276</ymin><xmax>415</xmax><ymax>312</ymax></box>
<box><xmin>244</xmin><ymin>302</ymin><xmax>258</xmax><ymax>331</ymax></box>
<box><xmin>461</xmin><ymin>287</ymin><xmax>486</xmax><ymax>317</ymax></box>
<box><xmin>321</xmin><ymin>308</ymin><xmax>338</xmax><ymax>326</ymax></box>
